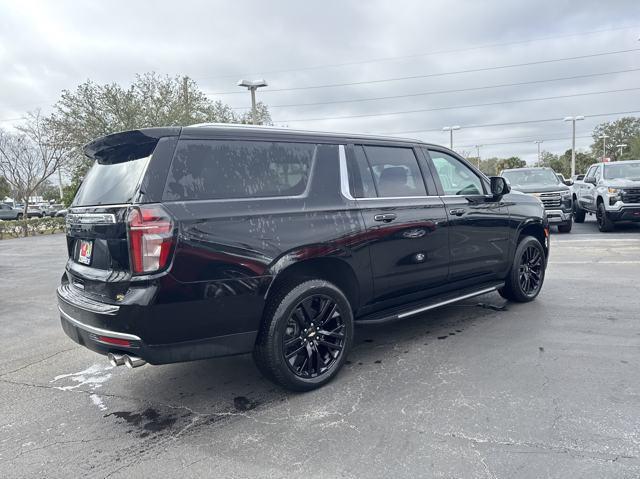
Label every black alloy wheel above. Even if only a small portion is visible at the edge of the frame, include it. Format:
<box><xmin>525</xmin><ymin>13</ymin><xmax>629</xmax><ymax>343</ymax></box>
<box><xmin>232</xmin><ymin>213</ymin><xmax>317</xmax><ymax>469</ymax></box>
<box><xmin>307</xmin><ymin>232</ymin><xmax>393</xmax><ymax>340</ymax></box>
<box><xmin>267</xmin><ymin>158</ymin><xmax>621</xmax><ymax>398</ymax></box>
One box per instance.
<box><xmin>517</xmin><ymin>244</ymin><xmax>543</xmax><ymax>296</ymax></box>
<box><xmin>282</xmin><ymin>295</ymin><xmax>346</xmax><ymax>379</ymax></box>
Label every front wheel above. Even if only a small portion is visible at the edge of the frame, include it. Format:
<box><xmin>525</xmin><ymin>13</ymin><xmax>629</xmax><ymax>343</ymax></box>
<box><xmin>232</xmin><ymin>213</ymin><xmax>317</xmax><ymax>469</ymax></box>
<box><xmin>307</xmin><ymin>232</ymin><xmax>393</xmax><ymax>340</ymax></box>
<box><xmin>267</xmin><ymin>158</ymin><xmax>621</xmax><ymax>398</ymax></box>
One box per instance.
<box><xmin>16</xmin><ymin>213</ymin><xmax>23</xmax><ymax>220</ymax></box>
<box><xmin>499</xmin><ymin>236</ymin><xmax>546</xmax><ymax>303</ymax></box>
<box><xmin>596</xmin><ymin>202</ymin><xmax>615</xmax><ymax>232</ymax></box>
<box><xmin>253</xmin><ymin>279</ymin><xmax>353</xmax><ymax>391</ymax></box>
<box><xmin>557</xmin><ymin>220</ymin><xmax>572</xmax><ymax>233</ymax></box>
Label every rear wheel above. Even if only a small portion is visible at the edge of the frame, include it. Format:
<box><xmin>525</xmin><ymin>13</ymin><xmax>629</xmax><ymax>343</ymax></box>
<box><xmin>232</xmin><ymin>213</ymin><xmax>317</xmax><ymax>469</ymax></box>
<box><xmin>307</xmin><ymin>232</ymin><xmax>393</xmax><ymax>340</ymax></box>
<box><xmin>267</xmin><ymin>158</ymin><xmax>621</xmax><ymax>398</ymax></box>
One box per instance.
<box><xmin>596</xmin><ymin>202</ymin><xmax>615</xmax><ymax>232</ymax></box>
<box><xmin>253</xmin><ymin>279</ymin><xmax>353</xmax><ymax>391</ymax></box>
<box><xmin>499</xmin><ymin>236</ymin><xmax>546</xmax><ymax>303</ymax></box>
<box><xmin>573</xmin><ymin>199</ymin><xmax>586</xmax><ymax>223</ymax></box>
<box><xmin>16</xmin><ymin>213</ymin><xmax>23</xmax><ymax>220</ymax></box>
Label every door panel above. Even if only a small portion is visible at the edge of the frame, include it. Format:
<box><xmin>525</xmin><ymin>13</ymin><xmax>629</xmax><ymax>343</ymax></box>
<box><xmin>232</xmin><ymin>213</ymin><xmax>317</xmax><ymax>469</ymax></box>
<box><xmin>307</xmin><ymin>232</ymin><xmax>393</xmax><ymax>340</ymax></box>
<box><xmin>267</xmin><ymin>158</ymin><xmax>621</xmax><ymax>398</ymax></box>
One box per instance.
<box><xmin>359</xmin><ymin>198</ymin><xmax>450</xmax><ymax>301</ymax></box>
<box><xmin>425</xmin><ymin>149</ymin><xmax>510</xmax><ymax>281</ymax></box>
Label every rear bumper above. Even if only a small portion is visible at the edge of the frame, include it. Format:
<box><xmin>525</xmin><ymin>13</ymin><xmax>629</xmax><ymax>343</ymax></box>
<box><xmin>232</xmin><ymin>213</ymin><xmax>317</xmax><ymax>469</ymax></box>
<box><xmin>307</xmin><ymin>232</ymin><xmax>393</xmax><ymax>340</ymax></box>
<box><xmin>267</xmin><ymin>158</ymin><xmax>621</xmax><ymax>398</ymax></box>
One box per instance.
<box><xmin>57</xmin><ymin>282</ymin><xmax>260</xmax><ymax>364</ymax></box>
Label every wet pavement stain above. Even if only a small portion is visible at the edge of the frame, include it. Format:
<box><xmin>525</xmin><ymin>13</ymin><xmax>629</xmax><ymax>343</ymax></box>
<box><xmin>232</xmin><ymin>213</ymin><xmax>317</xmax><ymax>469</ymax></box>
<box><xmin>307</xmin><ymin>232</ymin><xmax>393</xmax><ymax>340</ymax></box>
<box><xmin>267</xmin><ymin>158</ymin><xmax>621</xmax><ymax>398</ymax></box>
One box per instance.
<box><xmin>374</xmin><ymin>360</ymin><xmax>382</xmax><ymax>364</ymax></box>
<box><xmin>105</xmin><ymin>408</ymin><xmax>177</xmax><ymax>436</ymax></box>
<box><xmin>539</xmin><ymin>347</ymin><xmax>545</xmax><ymax>352</ymax></box>
<box><xmin>363</xmin><ymin>339</ymin><xmax>374</xmax><ymax>343</ymax></box>
<box><xmin>437</xmin><ymin>336</ymin><xmax>448</xmax><ymax>340</ymax></box>
<box><xmin>233</xmin><ymin>396</ymin><xmax>259</xmax><ymax>411</ymax></box>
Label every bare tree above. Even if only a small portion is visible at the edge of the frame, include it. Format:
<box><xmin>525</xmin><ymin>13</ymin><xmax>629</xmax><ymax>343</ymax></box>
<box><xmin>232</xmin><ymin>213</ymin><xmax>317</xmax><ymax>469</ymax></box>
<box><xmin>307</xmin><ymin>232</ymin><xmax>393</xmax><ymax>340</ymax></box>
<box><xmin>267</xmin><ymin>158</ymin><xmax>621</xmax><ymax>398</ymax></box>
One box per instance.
<box><xmin>0</xmin><ymin>111</ymin><xmax>69</xmax><ymax>234</ymax></box>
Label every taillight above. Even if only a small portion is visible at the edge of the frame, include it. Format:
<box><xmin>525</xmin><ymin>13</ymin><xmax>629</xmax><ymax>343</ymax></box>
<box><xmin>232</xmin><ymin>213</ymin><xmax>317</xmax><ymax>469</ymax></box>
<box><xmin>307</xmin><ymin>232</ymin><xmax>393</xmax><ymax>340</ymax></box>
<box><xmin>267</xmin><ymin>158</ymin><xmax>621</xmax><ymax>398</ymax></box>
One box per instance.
<box><xmin>127</xmin><ymin>204</ymin><xmax>174</xmax><ymax>274</ymax></box>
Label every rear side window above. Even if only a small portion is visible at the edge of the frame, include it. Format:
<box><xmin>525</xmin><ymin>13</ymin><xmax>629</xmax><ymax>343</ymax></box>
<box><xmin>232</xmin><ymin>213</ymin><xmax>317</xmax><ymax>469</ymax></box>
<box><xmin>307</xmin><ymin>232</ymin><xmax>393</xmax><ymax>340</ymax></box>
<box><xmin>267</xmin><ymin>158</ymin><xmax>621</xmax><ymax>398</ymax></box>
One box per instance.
<box><xmin>164</xmin><ymin>140</ymin><xmax>315</xmax><ymax>200</ymax></box>
<box><xmin>73</xmin><ymin>155</ymin><xmax>151</xmax><ymax>206</ymax></box>
<box><xmin>361</xmin><ymin>146</ymin><xmax>427</xmax><ymax>197</ymax></box>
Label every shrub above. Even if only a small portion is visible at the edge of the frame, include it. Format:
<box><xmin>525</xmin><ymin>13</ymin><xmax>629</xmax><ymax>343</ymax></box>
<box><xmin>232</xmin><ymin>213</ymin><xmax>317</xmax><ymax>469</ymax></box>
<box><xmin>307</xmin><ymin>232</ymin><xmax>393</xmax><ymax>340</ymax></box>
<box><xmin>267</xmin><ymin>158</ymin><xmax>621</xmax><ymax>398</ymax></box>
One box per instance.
<box><xmin>0</xmin><ymin>217</ymin><xmax>66</xmax><ymax>240</ymax></box>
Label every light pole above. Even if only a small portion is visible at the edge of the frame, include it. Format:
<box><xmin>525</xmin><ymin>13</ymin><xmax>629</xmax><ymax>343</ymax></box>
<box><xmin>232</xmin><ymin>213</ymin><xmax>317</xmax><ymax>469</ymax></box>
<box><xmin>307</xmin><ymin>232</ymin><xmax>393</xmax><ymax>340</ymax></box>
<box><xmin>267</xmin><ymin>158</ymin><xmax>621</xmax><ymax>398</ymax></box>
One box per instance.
<box><xmin>616</xmin><ymin>143</ymin><xmax>627</xmax><ymax>159</ymax></box>
<box><xmin>563</xmin><ymin>115</ymin><xmax>584</xmax><ymax>177</ymax></box>
<box><xmin>442</xmin><ymin>125</ymin><xmax>460</xmax><ymax>149</ymax></box>
<box><xmin>533</xmin><ymin>140</ymin><xmax>543</xmax><ymax>165</ymax></box>
<box><xmin>237</xmin><ymin>79</ymin><xmax>268</xmax><ymax>125</ymax></box>
<box><xmin>599</xmin><ymin>134</ymin><xmax>610</xmax><ymax>161</ymax></box>
<box><xmin>475</xmin><ymin>144</ymin><xmax>482</xmax><ymax>169</ymax></box>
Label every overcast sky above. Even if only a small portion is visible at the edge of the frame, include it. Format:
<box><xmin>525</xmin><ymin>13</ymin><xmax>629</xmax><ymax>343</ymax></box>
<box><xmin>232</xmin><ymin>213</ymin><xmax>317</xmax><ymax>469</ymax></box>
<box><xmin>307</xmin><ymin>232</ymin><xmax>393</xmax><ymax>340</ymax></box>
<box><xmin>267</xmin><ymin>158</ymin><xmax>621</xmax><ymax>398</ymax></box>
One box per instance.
<box><xmin>1</xmin><ymin>0</ymin><xmax>639</xmax><ymax>162</ymax></box>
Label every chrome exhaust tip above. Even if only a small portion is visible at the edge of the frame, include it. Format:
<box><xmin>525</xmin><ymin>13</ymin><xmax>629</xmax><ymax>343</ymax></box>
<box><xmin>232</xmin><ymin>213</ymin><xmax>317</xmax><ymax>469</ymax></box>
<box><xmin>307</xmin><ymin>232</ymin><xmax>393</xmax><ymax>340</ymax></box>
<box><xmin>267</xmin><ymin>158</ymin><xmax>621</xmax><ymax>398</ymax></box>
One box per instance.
<box><xmin>107</xmin><ymin>352</ymin><xmax>125</xmax><ymax>367</ymax></box>
<box><xmin>124</xmin><ymin>355</ymin><xmax>147</xmax><ymax>369</ymax></box>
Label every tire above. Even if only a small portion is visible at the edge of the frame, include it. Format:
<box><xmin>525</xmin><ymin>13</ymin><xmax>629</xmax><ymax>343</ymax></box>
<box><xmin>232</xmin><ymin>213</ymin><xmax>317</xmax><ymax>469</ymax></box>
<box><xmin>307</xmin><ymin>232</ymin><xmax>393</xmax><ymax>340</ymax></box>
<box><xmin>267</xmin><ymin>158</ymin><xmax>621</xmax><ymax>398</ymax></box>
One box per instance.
<box><xmin>557</xmin><ymin>221</ymin><xmax>572</xmax><ymax>233</ymax></box>
<box><xmin>253</xmin><ymin>279</ymin><xmax>354</xmax><ymax>391</ymax></box>
<box><xmin>499</xmin><ymin>236</ymin><xmax>546</xmax><ymax>303</ymax></box>
<box><xmin>16</xmin><ymin>213</ymin><xmax>23</xmax><ymax>220</ymax></box>
<box><xmin>573</xmin><ymin>199</ymin><xmax>585</xmax><ymax>223</ymax></box>
<box><xmin>596</xmin><ymin>202</ymin><xmax>615</xmax><ymax>232</ymax></box>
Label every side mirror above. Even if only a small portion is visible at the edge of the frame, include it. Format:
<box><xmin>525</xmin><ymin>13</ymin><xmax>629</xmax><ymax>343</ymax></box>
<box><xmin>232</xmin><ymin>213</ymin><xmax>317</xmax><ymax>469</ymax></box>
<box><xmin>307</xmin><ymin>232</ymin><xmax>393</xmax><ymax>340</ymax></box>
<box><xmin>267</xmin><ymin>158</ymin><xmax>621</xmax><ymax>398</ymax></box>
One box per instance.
<box><xmin>490</xmin><ymin>176</ymin><xmax>511</xmax><ymax>197</ymax></box>
<box><xmin>584</xmin><ymin>177</ymin><xmax>596</xmax><ymax>185</ymax></box>
<box><xmin>564</xmin><ymin>179</ymin><xmax>574</xmax><ymax>186</ymax></box>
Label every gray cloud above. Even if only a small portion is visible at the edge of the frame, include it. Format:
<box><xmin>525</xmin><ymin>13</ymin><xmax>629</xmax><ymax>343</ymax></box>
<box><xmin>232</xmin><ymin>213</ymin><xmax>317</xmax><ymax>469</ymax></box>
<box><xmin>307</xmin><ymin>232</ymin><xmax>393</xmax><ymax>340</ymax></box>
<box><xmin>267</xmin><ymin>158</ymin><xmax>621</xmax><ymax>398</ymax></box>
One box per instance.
<box><xmin>1</xmin><ymin>0</ymin><xmax>639</xmax><ymax>162</ymax></box>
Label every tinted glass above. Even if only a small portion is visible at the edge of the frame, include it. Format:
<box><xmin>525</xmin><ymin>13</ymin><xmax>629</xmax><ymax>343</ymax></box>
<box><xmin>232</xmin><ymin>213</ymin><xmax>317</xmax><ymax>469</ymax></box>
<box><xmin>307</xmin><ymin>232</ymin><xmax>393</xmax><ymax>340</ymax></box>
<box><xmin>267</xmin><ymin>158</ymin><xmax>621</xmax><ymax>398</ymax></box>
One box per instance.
<box><xmin>429</xmin><ymin>151</ymin><xmax>484</xmax><ymax>195</ymax></box>
<box><xmin>347</xmin><ymin>146</ymin><xmax>377</xmax><ymax>198</ymax></box>
<box><xmin>603</xmin><ymin>162</ymin><xmax>640</xmax><ymax>180</ymax></box>
<box><xmin>73</xmin><ymin>155</ymin><xmax>150</xmax><ymax>206</ymax></box>
<box><xmin>501</xmin><ymin>169</ymin><xmax>560</xmax><ymax>188</ymax></box>
<box><xmin>164</xmin><ymin>140</ymin><xmax>315</xmax><ymax>200</ymax></box>
<box><xmin>362</xmin><ymin>146</ymin><xmax>426</xmax><ymax>197</ymax></box>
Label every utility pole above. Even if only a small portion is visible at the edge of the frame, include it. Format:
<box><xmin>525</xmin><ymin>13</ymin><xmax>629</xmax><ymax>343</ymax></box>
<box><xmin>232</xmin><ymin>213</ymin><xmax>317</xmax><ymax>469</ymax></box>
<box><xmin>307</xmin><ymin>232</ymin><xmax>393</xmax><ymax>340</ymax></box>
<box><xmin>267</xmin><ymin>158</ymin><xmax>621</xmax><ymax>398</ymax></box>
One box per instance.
<box><xmin>237</xmin><ymin>79</ymin><xmax>268</xmax><ymax>125</ymax></box>
<box><xmin>442</xmin><ymin>125</ymin><xmax>460</xmax><ymax>150</ymax></box>
<box><xmin>599</xmin><ymin>134</ymin><xmax>609</xmax><ymax>161</ymax></box>
<box><xmin>563</xmin><ymin>115</ymin><xmax>584</xmax><ymax>177</ymax></box>
<box><xmin>57</xmin><ymin>168</ymin><xmax>63</xmax><ymax>200</ymax></box>
<box><xmin>616</xmin><ymin>143</ymin><xmax>627</xmax><ymax>160</ymax></box>
<box><xmin>183</xmin><ymin>76</ymin><xmax>190</xmax><ymax>123</ymax></box>
<box><xmin>475</xmin><ymin>144</ymin><xmax>482</xmax><ymax>169</ymax></box>
<box><xmin>533</xmin><ymin>140</ymin><xmax>543</xmax><ymax>165</ymax></box>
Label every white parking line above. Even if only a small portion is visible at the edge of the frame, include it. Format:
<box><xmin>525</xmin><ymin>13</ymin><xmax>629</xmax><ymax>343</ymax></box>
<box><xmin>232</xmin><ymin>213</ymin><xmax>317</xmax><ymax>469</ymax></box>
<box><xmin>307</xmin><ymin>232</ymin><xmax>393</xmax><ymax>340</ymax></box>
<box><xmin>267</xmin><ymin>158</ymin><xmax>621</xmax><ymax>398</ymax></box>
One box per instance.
<box><xmin>551</xmin><ymin>261</ymin><xmax>640</xmax><ymax>264</ymax></box>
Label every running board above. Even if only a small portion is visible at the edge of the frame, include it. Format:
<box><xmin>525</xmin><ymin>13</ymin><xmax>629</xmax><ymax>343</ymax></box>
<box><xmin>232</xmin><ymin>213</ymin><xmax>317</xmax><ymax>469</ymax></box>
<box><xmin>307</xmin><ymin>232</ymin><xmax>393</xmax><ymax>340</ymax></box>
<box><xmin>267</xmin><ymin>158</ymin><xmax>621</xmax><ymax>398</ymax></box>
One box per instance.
<box><xmin>355</xmin><ymin>282</ymin><xmax>504</xmax><ymax>325</ymax></box>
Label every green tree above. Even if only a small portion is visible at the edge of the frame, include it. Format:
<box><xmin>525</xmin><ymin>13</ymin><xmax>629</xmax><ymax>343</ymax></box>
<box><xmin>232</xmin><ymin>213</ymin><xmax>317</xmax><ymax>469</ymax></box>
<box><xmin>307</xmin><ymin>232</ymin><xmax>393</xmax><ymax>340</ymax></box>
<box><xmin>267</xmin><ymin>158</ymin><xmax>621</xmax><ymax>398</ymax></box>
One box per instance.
<box><xmin>558</xmin><ymin>149</ymin><xmax>597</xmax><ymax>176</ymax></box>
<box><xmin>496</xmin><ymin>156</ymin><xmax>526</xmax><ymax>173</ymax></box>
<box><xmin>591</xmin><ymin>116</ymin><xmax>640</xmax><ymax>162</ymax></box>
<box><xmin>47</xmin><ymin>73</ymin><xmax>272</xmax><ymax>179</ymax></box>
<box><xmin>478</xmin><ymin>157</ymin><xmax>500</xmax><ymax>176</ymax></box>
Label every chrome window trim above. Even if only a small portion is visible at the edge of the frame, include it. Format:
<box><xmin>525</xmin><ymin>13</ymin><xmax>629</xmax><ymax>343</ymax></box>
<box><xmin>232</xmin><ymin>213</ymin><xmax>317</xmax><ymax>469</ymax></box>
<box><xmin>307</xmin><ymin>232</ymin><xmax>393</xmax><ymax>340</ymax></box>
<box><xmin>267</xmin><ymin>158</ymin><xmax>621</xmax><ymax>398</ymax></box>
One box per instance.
<box><xmin>338</xmin><ymin>144</ymin><xmax>441</xmax><ymax>201</ymax></box>
<box><xmin>58</xmin><ymin>306</ymin><xmax>141</xmax><ymax>341</ymax></box>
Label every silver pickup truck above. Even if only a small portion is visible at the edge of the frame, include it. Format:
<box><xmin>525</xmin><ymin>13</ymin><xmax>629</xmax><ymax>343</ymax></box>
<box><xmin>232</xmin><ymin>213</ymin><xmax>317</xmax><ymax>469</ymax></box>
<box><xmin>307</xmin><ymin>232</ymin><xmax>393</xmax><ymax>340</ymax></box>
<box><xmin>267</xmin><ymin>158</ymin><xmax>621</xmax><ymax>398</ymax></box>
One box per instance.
<box><xmin>573</xmin><ymin>160</ymin><xmax>640</xmax><ymax>232</ymax></box>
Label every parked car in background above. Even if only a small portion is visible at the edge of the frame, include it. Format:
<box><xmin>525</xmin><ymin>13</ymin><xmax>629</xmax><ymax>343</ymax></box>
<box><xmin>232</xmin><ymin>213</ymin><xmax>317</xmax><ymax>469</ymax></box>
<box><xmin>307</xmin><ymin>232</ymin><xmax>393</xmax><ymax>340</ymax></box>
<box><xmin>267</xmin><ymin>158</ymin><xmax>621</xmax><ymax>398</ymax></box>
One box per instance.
<box><xmin>57</xmin><ymin>125</ymin><xmax>549</xmax><ymax>391</ymax></box>
<box><xmin>44</xmin><ymin>203</ymin><xmax>65</xmax><ymax>217</ymax></box>
<box><xmin>55</xmin><ymin>208</ymin><xmax>68</xmax><ymax>218</ymax></box>
<box><xmin>501</xmin><ymin>167</ymin><xmax>573</xmax><ymax>233</ymax></box>
<box><xmin>573</xmin><ymin>160</ymin><xmax>640</xmax><ymax>231</ymax></box>
<box><xmin>26</xmin><ymin>206</ymin><xmax>46</xmax><ymax>218</ymax></box>
<box><xmin>0</xmin><ymin>203</ymin><xmax>23</xmax><ymax>220</ymax></box>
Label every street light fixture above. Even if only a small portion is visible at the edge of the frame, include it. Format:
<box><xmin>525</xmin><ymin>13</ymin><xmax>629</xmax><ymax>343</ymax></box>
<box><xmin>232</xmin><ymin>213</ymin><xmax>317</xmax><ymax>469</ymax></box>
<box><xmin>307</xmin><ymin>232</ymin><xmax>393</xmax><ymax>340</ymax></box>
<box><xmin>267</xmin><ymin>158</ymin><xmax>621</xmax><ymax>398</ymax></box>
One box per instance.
<box><xmin>533</xmin><ymin>140</ymin><xmax>544</xmax><ymax>165</ymax></box>
<box><xmin>616</xmin><ymin>143</ymin><xmax>627</xmax><ymax>159</ymax></box>
<box><xmin>237</xmin><ymin>79</ymin><xmax>268</xmax><ymax>125</ymax></box>
<box><xmin>442</xmin><ymin>125</ymin><xmax>460</xmax><ymax>149</ymax></box>
<box><xmin>563</xmin><ymin>115</ymin><xmax>584</xmax><ymax>177</ymax></box>
<box><xmin>599</xmin><ymin>134</ymin><xmax>610</xmax><ymax>161</ymax></box>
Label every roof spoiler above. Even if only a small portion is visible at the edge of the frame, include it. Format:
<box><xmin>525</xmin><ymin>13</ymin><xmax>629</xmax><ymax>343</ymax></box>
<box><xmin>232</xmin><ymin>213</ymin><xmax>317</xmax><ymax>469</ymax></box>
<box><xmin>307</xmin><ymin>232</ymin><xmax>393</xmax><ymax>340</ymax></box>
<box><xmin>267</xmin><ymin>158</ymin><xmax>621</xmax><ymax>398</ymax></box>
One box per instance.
<box><xmin>83</xmin><ymin>127</ymin><xmax>181</xmax><ymax>164</ymax></box>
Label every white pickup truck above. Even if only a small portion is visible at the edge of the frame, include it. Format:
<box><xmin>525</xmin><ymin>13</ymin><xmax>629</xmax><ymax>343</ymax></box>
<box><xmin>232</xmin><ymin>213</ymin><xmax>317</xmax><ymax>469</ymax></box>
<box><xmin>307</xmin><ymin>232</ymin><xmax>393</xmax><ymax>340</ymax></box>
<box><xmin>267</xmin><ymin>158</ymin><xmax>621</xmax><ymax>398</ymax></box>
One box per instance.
<box><xmin>573</xmin><ymin>160</ymin><xmax>640</xmax><ymax>232</ymax></box>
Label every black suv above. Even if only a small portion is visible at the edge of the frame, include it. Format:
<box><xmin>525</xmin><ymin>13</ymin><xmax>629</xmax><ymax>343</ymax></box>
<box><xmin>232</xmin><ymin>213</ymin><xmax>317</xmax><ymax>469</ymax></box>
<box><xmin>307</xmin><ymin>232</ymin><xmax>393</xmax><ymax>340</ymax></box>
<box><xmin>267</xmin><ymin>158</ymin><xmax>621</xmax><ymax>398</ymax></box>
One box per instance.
<box><xmin>500</xmin><ymin>167</ymin><xmax>573</xmax><ymax>233</ymax></box>
<box><xmin>58</xmin><ymin>125</ymin><xmax>549</xmax><ymax>391</ymax></box>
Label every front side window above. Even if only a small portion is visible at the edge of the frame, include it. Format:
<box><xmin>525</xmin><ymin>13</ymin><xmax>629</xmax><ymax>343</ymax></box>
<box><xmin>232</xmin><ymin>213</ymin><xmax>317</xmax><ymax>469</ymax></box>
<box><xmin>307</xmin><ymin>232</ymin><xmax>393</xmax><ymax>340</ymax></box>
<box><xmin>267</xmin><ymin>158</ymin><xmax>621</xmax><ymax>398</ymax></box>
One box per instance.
<box><xmin>361</xmin><ymin>146</ymin><xmax>427</xmax><ymax>197</ymax></box>
<box><xmin>428</xmin><ymin>150</ymin><xmax>484</xmax><ymax>196</ymax></box>
<box><xmin>164</xmin><ymin>140</ymin><xmax>315</xmax><ymax>201</ymax></box>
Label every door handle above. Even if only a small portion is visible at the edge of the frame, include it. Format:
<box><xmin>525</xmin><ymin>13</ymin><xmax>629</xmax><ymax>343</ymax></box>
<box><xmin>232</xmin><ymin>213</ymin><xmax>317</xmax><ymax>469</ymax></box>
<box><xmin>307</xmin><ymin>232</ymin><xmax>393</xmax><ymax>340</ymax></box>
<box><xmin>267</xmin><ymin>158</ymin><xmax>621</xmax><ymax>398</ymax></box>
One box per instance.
<box><xmin>374</xmin><ymin>213</ymin><xmax>397</xmax><ymax>222</ymax></box>
<box><xmin>449</xmin><ymin>208</ymin><xmax>466</xmax><ymax>216</ymax></box>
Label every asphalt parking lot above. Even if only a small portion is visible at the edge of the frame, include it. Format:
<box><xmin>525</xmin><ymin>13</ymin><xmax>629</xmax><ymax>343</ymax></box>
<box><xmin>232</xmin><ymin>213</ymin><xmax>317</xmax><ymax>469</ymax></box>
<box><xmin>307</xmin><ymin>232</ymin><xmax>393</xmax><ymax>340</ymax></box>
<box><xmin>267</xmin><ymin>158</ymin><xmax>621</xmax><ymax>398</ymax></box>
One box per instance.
<box><xmin>1</xmin><ymin>216</ymin><xmax>639</xmax><ymax>479</ymax></box>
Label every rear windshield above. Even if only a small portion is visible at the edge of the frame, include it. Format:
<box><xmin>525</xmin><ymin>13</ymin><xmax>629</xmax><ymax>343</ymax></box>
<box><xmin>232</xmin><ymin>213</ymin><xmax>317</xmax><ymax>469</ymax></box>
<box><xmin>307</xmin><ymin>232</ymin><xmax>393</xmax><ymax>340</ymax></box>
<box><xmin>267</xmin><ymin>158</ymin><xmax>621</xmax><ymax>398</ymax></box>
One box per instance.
<box><xmin>164</xmin><ymin>140</ymin><xmax>315</xmax><ymax>201</ymax></box>
<box><xmin>73</xmin><ymin>155</ymin><xmax>150</xmax><ymax>206</ymax></box>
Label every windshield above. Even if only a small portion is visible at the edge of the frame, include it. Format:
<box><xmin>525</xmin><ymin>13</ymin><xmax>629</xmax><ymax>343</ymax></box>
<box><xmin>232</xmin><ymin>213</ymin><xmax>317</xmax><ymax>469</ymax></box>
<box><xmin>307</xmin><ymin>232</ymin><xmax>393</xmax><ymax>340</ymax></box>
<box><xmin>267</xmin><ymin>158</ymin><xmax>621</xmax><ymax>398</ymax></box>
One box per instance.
<box><xmin>72</xmin><ymin>155</ymin><xmax>150</xmax><ymax>206</ymax></box>
<box><xmin>502</xmin><ymin>169</ymin><xmax>560</xmax><ymax>187</ymax></box>
<box><xmin>603</xmin><ymin>162</ymin><xmax>640</xmax><ymax>180</ymax></box>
